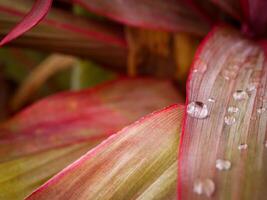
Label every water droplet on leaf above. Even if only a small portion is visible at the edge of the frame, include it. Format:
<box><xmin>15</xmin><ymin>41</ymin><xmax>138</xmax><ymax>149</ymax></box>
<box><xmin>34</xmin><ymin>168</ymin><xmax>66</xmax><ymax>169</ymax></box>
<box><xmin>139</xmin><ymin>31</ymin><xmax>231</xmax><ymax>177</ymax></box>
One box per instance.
<box><xmin>208</xmin><ymin>98</ymin><xmax>215</xmax><ymax>103</ymax></box>
<box><xmin>216</xmin><ymin>159</ymin><xmax>231</xmax><ymax>170</ymax></box>
<box><xmin>194</xmin><ymin>59</ymin><xmax>208</xmax><ymax>73</ymax></box>
<box><xmin>247</xmin><ymin>83</ymin><xmax>258</xmax><ymax>92</ymax></box>
<box><xmin>224</xmin><ymin>115</ymin><xmax>236</xmax><ymax>125</ymax></box>
<box><xmin>187</xmin><ymin>101</ymin><xmax>209</xmax><ymax>119</ymax></box>
<box><xmin>233</xmin><ymin>90</ymin><xmax>249</xmax><ymax>101</ymax></box>
<box><xmin>238</xmin><ymin>143</ymin><xmax>248</xmax><ymax>150</ymax></box>
<box><xmin>193</xmin><ymin>179</ymin><xmax>215</xmax><ymax>197</ymax></box>
<box><xmin>227</xmin><ymin>106</ymin><xmax>239</xmax><ymax>113</ymax></box>
<box><xmin>257</xmin><ymin>107</ymin><xmax>266</xmax><ymax>114</ymax></box>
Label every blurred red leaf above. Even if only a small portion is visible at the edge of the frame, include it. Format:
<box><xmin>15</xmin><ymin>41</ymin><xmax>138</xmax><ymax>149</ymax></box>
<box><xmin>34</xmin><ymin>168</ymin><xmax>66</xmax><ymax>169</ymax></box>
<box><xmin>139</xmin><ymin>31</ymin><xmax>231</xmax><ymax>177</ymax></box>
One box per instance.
<box><xmin>0</xmin><ymin>0</ymin><xmax>52</xmax><ymax>46</ymax></box>
<box><xmin>241</xmin><ymin>0</ymin><xmax>267</xmax><ymax>37</ymax></box>
<box><xmin>73</xmin><ymin>0</ymin><xmax>209</xmax><ymax>36</ymax></box>
<box><xmin>0</xmin><ymin>78</ymin><xmax>182</xmax><ymax>162</ymax></box>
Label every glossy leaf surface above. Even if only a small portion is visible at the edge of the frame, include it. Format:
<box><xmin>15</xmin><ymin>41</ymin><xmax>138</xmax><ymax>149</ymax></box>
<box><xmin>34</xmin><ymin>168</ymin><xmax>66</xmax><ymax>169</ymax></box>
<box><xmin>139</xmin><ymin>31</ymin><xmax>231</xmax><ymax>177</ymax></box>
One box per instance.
<box><xmin>178</xmin><ymin>26</ymin><xmax>267</xmax><ymax>199</ymax></box>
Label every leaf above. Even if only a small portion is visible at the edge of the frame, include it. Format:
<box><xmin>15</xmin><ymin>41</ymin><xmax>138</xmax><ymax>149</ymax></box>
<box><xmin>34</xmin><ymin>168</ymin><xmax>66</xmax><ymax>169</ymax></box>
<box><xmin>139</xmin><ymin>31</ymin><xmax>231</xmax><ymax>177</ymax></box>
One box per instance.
<box><xmin>240</xmin><ymin>0</ymin><xmax>267</xmax><ymax>36</ymax></box>
<box><xmin>0</xmin><ymin>0</ymin><xmax>127</xmax><ymax>69</ymax></box>
<box><xmin>178</xmin><ymin>26</ymin><xmax>267</xmax><ymax>199</ymax></box>
<box><xmin>0</xmin><ymin>141</ymin><xmax>100</xmax><ymax>200</ymax></box>
<box><xmin>0</xmin><ymin>0</ymin><xmax>52</xmax><ymax>46</ymax></box>
<box><xmin>210</xmin><ymin>0</ymin><xmax>242</xmax><ymax>20</ymax></box>
<box><xmin>0</xmin><ymin>78</ymin><xmax>182</xmax><ymax>162</ymax></box>
<box><xmin>26</xmin><ymin>104</ymin><xmax>184</xmax><ymax>200</ymax></box>
<box><xmin>73</xmin><ymin>0</ymin><xmax>209</xmax><ymax>36</ymax></box>
<box><xmin>11</xmin><ymin>54</ymin><xmax>78</xmax><ymax>110</ymax></box>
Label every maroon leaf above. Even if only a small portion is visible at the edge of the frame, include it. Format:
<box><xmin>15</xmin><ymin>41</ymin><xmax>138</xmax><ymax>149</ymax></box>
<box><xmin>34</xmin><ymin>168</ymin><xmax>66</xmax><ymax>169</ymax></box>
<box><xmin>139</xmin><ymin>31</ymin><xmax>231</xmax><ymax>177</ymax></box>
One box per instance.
<box><xmin>241</xmin><ymin>0</ymin><xmax>267</xmax><ymax>37</ymax></box>
<box><xmin>0</xmin><ymin>0</ymin><xmax>52</xmax><ymax>46</ymax></box>
<box><xmin>210</xmin><ymin>0</ymin><xmax>242</xmax><ymax>20</ymax></box>
<box><xmin>73</xmin><ymin>0</ymin><xmax>209</xmax><ymax>36</ymax></box>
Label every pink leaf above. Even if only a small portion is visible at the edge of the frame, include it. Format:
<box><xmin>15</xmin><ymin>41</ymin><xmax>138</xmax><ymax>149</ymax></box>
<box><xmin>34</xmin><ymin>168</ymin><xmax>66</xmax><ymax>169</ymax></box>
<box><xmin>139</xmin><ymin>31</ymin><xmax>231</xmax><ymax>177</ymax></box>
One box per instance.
<box><xmin>0</xmin><ymin>77</ymin><xmax>182</xmax><ymax>162</ymax></box>
<box><xmin>0</xmin><ymin>0</ymin><xmax>52</xmax><ymax>46</ymax></box>
<box><xmin>178</xmin><ymin>25</ymin><xmax>267</xmax><ymax>199</ymax></box>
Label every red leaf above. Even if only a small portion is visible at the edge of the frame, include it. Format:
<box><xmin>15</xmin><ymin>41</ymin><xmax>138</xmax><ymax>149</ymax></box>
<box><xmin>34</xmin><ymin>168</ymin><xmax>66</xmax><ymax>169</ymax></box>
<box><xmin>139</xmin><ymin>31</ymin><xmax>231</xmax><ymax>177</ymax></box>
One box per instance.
<box><xmin>241</xmin><ymin>0</ymin><xmax>267</xmax><ymax>36</ymax></box>
<box><xmin>0</xmin><ymin>78</ymin><xmax>182</xmax><ymax>162</ymax></box>
<box><xmin>211</xmin><ymin>0</ymin><xmax>242</xmax><ymax>20</ymax></box>
<box><xmin>0</xmin><ymin>0</ymin><xmax>126</xmax><ymax>47</ymax></box>
<box><xmin>0</xmin><ymin>0</ymin><xmax>52</xmax><ymax>46</ymax></box>
<box><xmin>73</xmin><ymin>0</ymin><xmax>209</xmax><ymax>36</ymax></box>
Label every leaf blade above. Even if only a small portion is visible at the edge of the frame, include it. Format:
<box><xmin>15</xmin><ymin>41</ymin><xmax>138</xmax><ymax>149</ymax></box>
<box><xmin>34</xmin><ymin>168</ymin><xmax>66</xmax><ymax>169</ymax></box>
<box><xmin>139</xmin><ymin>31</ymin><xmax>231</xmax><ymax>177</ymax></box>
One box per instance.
<box><xmin>178</xmin><ymin>26</ymin><xmax>267</xmax><ymax>199</ymax></box>
<box><xmin>0</xmin><ymin>0</ymin><xmax>52</xmax><ymax>46</ymax></box>
<box><xmin>26</xmin><ymin>104</ymin><xmax>184</xmax><ymax>200</ymax></box>
<box><xmin>73</xmin><ymin>0</ymin><xmax>209</xmax><ymax>36</ymax></box>
<box><xmin>0</xmin><ymin>78</ymin><xmax>182</xmax><ymax>162</ymax></box>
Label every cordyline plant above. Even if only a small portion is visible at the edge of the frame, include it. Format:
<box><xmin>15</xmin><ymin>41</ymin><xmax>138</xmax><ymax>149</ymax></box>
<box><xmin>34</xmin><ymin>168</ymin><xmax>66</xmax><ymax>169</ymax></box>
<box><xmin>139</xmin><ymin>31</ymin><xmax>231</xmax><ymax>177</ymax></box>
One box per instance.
<box><xmin>0</xmin><ymin>0</ymin><xmax>267</xmax><ymax>200</ymax></box>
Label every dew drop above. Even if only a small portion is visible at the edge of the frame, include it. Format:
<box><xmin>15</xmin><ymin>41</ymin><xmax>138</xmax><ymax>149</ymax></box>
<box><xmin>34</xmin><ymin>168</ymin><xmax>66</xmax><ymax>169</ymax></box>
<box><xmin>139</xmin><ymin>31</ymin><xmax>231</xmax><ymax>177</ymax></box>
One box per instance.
<box><xmin>194</xmin><ymin>59</ymin><xmax>208</xmax><ymax>73</ymax></box>
<box><xmin>233</xmin><ymin>90</ymin><xmax>249</xmax><ymax>101</ymax></box>
<box><xmin>221</xmin><ymin>69</ymin><xmax>238</xmax><ymax>80</ymax></box>
<box><xmin>187</xmin><ymin>101</ymin><xmax>209</xmax><ymax>119</ymax></box>
<box><xmin>238</xmin><ymin>143</ymin><xmax>248</xmax><ymax>150</ymax></box>
<box><xmin>208</xmin><ymin>98</ymin><xmax>215</xmax><ymax>103</ymax></box>
<box><xmin>193</xmin><ymin>179</ymin><xmax>215</xmax><ymax>197</ymax></box>
<box><xmin>216</xmin><ymin>159</ymin><xmax>231</xmax><ymax>170</ymax></box>
<box><xmin>257</xmin><ymin>107</ymin><xmax>266</xmax><ymax>114</ymax></box>
<box><xmin>265</xmin><ymin>141</ymin><xmax>267</xmax><ymax>148</ymax></box>
<box><xmin>227</xmin><ymin>106</ymin><xmax>239</xmax><ymax>113</ymax></box>
<box><xmin>224</xmin><ymin>115</ymin><xmax>236</xmax><ymax>125</ymax></box>
<box><xmin>247</xmin><ymin>83</ymin><xmax>258</xmax><ymax>92</ymax></box>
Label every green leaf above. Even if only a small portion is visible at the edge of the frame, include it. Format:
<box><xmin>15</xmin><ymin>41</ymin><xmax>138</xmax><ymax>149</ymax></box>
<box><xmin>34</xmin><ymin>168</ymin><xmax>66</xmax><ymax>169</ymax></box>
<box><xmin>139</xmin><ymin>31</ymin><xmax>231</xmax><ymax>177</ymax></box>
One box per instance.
<box><xmin>26</xmin><ymin>104</ymin><xmax>184</xmax><ymax>200</ymax></box>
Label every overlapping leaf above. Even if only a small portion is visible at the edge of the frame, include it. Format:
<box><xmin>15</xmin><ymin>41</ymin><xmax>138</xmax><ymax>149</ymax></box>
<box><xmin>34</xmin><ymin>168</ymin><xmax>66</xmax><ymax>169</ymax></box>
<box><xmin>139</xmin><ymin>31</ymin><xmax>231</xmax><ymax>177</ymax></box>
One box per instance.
<box><xmin>26</xmin><ymin>104</ymin><xmax>183</xmax><ymax>200</ymax></box>
<box><xmin>0</xmin><ymin>0</ymin><xmax>52</xmax><ymax>46</ymax></box>
<box><xmin>241</xmin><ymin>0</ymin><xmax>267</xmax><ymax>37</ymax></box>
<box><xmin>0</xmin><ymin>142</ymin><xmax>99</xmax><ymax>200</ymax></box>
<box><xmin>73</xmin><ymin>0</ymin><xmax>209</xmax><ymax>36</ymax></box>
<box><xmin>178</xmin><ymin>26</ymin><xmax>267</xmax><ymax>199</ymax></box>
<box><xmin>0</xmin><ymin>78</ymin><xmax>182</xmax><ymax>162</ymax></box>
<box><xmin>0</xmin><ymin>0</ymin><xmax>127</xmax><ymax>69</ymax></box>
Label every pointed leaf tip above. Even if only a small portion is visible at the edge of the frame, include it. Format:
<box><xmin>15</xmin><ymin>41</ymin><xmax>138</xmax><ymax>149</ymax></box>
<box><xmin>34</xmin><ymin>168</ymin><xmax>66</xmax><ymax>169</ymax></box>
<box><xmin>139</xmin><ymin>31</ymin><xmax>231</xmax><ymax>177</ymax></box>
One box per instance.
<box><xmin>26</xmin><ymin>104</ymin><xmax>184</xmax><ymax>200</ymax></box>
<box><xmin>0</xmin><ymin>0</ymin><xmax>52</xmax><ymax>46</ymax></box>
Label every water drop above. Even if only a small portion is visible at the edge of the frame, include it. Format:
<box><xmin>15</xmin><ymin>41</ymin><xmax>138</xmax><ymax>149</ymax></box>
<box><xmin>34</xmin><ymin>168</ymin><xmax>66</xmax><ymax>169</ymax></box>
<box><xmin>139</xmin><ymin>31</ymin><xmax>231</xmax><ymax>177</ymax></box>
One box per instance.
<box><xmin>238</xmin><ymin>143</ymin><xmax>248</xmax><ymax>150</ymax></box>
<box><xmin>187</xmin><ymin>101</ymin><xmax>209</xmax><ymax>119</ymax></box>
<box><xmin>208</xmin><ymin>98</ymin><xmax>215</xmax><ymax>103</ymax></box>
<box><xmin>265</xmin><ymin>141</ymin><xmax>267</xmax><ymax>148</ymax></box>
<box><xmin>224</xmin><ymin>115</ymin><xmax>236</xmax><ymax>125</ymax></box>
<box><xmin>221</xmin><ymin>69</ymin><xmax>237</xmax><ymax>80</ymax></box>
<box><xmin>216</xmin><ymin>159</ymin><xmax>231</xmax><ymax>170</ymax></box>
<box><xmin>195</xmin><ymin>59</ymin><xmax>208</xmax><ymax>73</ymax></box>
<box><xmin>193</xmin><ymin>179</ymin><xmax>215</xmax><ymax>197</ymax></box>
<box><xmin>227</xmin><ymin>106</ymin><xmax>239</xmax><ymax>113</ymax></box>
<box><xmin>233</xmin><ymin>90</ymin><xmax>249</xmax><ymax>101</ymax></box>
<box><xmin>247</xmin><ymin>83</ymin><xmax>258</xmax><ymax>92</ymax></box>
<box><xmin>257</xmin><ymin>107</ymin><xmax>266</xmax><ymax>114</ymax></box>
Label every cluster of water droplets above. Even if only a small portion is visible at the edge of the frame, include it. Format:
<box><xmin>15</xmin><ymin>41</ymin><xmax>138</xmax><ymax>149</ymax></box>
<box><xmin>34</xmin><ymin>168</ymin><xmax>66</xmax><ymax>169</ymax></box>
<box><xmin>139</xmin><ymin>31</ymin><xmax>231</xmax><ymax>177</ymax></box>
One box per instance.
<box><xmin>188</xmin><ymin>62</ymin><xmax>267</xmax><ymax>197</ymax></box>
